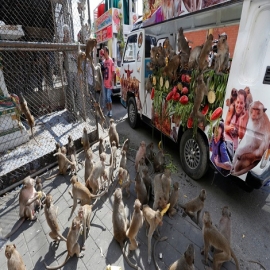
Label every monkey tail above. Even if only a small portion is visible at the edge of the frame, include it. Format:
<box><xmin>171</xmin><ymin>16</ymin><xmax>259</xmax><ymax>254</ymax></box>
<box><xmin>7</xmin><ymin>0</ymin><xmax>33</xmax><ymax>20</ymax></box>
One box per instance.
<box><xmin>248</xmin><ymin>260</ymin><xmax>266</xmax><ymax>270</ymax></box>
<box><xmin>122</xmin><ymin>241</ymin><xmax>140</xmax><ymax>270</ymax></box>
<box><xmin>44</xmin><ymin>253</ymin><xmax>70</xmax><ymax>270</ymax></box>
<box><xmin>53</xmin><ymin>152</ymin><xmax>76</xmax><ymax>166</ymax></box>
<box><xmin>30</xmin><ymin>125</ymin><xmax>39</xmax><ymax>145</ymax></box>
<box><xmin>230</xmin><ymin>249</ymin><xmax>240</xmax><ymax>270</ymax></box>
<box><xmin>153</xmin><ymin>236</ymin><xmax>168</xmax><ymax>270</ymax></box>
<box><xmin>90</xmin><ymin>188</ymin><xmax>108</xmax><ymax>199</ymax></box>
<box><xmin>56</xmin><ymin>232</ymin><xmax>67</xmax><ymax>242</ymax></box>
<box><xmin>44</xmin><ymin>173</ymin><xmax>59</xmax><ymax>180</ymax></box>
<box><xmin>4</xmin><ymin>218</ymin><xmax>26</xmax><ymax>239</ymax></box>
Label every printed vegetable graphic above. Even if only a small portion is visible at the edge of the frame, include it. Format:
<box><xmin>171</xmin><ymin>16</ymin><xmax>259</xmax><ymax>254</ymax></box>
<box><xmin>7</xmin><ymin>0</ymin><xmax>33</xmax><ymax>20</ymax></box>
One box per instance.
<box><xmin>179</xmin><ymin>95</ymin><xmax>188</xmax><ymax>105</ymax></box>
<box><xmin>181</xmin><ymin>74</ymin><xmax>186</xmax><ymax>82</ymax></box>
<box><xmin>173</xmin><ymin>92</ymin><xmax>180</xmax><ymax>101</ymax></box>
<box><xmin>151</xmin><ymin>88</ymin><xmax>155</xmax><ymax>100</ymax></box>
<box><xmin>187</xmin><ymin>117</ymin><xmax>193</xmax><ymax>128</ymax></box>
<box><xmin>181</xmin><ymin>87</ymin><xmax>188</xmax><ymax>95</ymax></box>
<box><xmin>185</xmin><ymin>75</ymin><xmax>191</xmax><ymax>83</ymax></box>
<box><xmin>201</xmin><ymin>104</ymin><xmax>209</xmax><ymax>115</ymax></box>
<box><xmin>166</xmin><ymin>91</ymin><xmax>174</xmax><ymax>101</ymax></box>
<box><xmin>210</xmin><ymin>107</ymin><xmax>223</xmax><ymax>121</ymax></box>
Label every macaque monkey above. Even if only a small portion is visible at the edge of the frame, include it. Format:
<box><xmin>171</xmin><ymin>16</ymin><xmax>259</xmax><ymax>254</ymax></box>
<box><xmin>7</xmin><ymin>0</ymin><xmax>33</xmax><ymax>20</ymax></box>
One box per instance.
<box><xmin>137</xmin><ymin>156</ymin><xmax>147</xmax><ymax>178</ymax></box>
<box><xmin>145</xmin><ymin>75</ymin><xmax>153</xmax><ymax>93</ymax></box>
<box><xmin>81</xmin><ymin>127</ymin><xmax>90</xmax><ymax>153</ymax></box>
<box><xmin>198</xmin><ymin>34</ymin><xmax>214</xmax><ymax>71</ymax></box>
<box><xmin>99</xmin><ymin>137</ymin><xmax>105</xmax><ymax>155</ymax></box>
<box><xmin>135</xmin><ymin>171</ymin><xmax>148</xmax><ymax>205</ymax></box>
<box><xmin>169</xmin><ymin>243</ymin><xmax>195</xmax><ymax>270</ymax></box>
<box><xmin>53</xmin><ymin>152</ymin><xmax>76</xmax><ymax>175</ymax></box>
<box><xmin>135</xmin><ymin>141</ymin><xmax>146</xmax><ymax>171</ymax></box>
<box><xmin>44</xmin><ymin>216</ymin><xmax>84</xmax><ymax>269</ymax></box>
<box><xmin>244</xmin><ymin>86</ymin><xmax>253</xmax><ymax>109</ymax></box>
<box><xmin>153</xmin><ymin>173</ymin><xmax>169</xmax><ymax>211</ymax></box>
<box><xmin>44</xmin><ymin>194</ymin><xmax>67</xmax><ymax>243</ymax></box>
<box><xmin>161</xmin><ymin>169</ymin><xmax>172</xmax><ymax>201</ymax></box>
<box><xmin>121</xmin><ymin>138</ymin><xmax>130</xmax><ymax>154</ymax></box>
<box><xmin>141</xmin><ymin>167</ymin><xmax>152</xmax><ymax>201</ymax></box>
<box><xmin>35</xmin><ymin>176</ymin><xmax>43</xmax><ymax>192</ymax></box>
<box><xmin>110</xmin><ymin>141</ymin><xmax>118</xmax><ymax>169</ymax></box>
<box><xmin>84</xmin><ymin>148</ymin><xmax>93</xmax><ymax>182</ymax></box>
<box><xmin>214</xmin><ymin>34</ymin><xmax>229</xmax><ymax>73</ymax></box>
<box><xmin>94</xmin><ymin>102</ymin><xmax>106</xmax><ymax>130</ymax></box>
<box><xmin>109</xmin><ymin>119</ymin><xmax>119</xmax><ymax>148</ymax></box>
<box><xmin>162</xmin><ymin>54</ymin><xmax>181</xmax><ymax>79</ymax></box>
<box><xmin>78</xmin><ymin>205</ymin><xmax>93</xmax><ymax>249</ymax></box>
<box><xmin>85</xmin><ymin>38</ymin><xmax>97</xmax><ymax>61</ymax></box>
<box><xmin>232</xmin><ymin>101</ymin><xmax>270</xmax><ymax>176</ymax></box>
<box><xmin>145</xmin><ymin>142</ymin><xmax>155</xmax><ymax>164</ymax></box>
<box><xmin>168</xmin><ymin>182</ymin><xmax>180</xmax><ymax>218</ymax></box>
<box><xmin>112</xmin><ymin>188</ymin><xmax>140</xmax><ymax>269</ymax></box>
<box><xmin>4</xmin><ymin>177</ymin><xmax>42</xmax><ymax>239</ymax></box>
<box><xmin>118</xmin><ymin>167</ymin><xmax>131</xmax><ymax>198</ymax></box>
<box><xmin>5</xmin><ymin>244</ymin><xmax>26</xmax><ymax>270</ymax></box>
<box><xmin>68</xmin><ymin>175</ymin><xmax>107</xmax><ymax>220</ymax></box>
<box><xmin>218</xmin><ymin>206</ymin><xmax>231</xmax><ymax>245</ymax></box>
<box><xmin>103</xmin><ymin>161</ymin><xmax>114</xmax><ymax>187</ymax></box>
<box><xmin>77</xmin><ymin>51</ymin><xmax>86</xmax><ymax>74</ymax></box>
<box><xmin>18</xmin><ymin>92</ymin><xmax>38</xmax><ymax>144</ymax></box>
<box><xmin>126</xmin><ymin>199</ymin><xmax>144</xmax><ymax>251</ymax></box>
<box><xmin>202</xmin><ymin>211</ymin><xmax>239</xmax><ymax>270</ymax></box>
<box><xmin>143</xmin><ymin>204</ymin><xmax>169</xmax><ymax>264</ymax></box>
<box><xmin>120</xmin><ymin>150</ymin><xmax>127</xmax><ymax>169</ymax></box>
<box><xmin>67</xmin><ymin>135</ymin><xmax>77</xmax><ymax>161</ymax></box>
<box><xmin>180</xmin><ymin>189</ymin><xmax>206</xmax><ymax>225</ymax></box>
<box><xmin>188</xmin><ymin>45</ymin><xmax>203</xmax><ymax>69</ymax></box>
<box><xmin>177</xmin><ymin>27</ymin><xmax>190</xmax><ymax>67</ymax></box>
<box><xmin>153</xmin><ymin>145</ymin><xmax>165</xmax><ymax>173</ymax></box>
<box><xmin>150</xmin><ymin>45</ymin><xmax>166</xmax><ymax>67</ymax></box>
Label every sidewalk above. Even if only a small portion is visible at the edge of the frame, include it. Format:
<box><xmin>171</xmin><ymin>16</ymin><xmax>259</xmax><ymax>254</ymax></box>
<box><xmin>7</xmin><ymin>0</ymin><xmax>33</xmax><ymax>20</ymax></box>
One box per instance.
<box><xmin>0</xmin><ymin>133</ymin><xmax>236</xmax><ymax>270</ymax></box>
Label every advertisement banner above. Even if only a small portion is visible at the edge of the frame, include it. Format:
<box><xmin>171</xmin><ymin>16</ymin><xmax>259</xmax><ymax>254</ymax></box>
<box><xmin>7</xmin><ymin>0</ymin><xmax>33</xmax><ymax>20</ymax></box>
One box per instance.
<box><xmin>95</xmin><ymin>8</ymin><xmax>113</xmax><ymax>32</ymax></box>
<box><xmin>96</xmin><ymin>25</ymin><xmax>113</xmax><ymax>44</ymax></box>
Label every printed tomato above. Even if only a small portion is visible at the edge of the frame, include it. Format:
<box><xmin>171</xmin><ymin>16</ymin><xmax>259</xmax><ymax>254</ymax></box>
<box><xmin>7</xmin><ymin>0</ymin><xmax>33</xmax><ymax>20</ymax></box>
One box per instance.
<box><xmin>179</xmin><ymin>95</ymin><xmax>188</xmax><ymax>105</ymax></box>
<box><xmin>173</xmin><ymin>92</ymin><xmax>180</xmax><ymax>101</ymax></box>
<box><xmin>166</xmin><ymin>91</ymin><xmax>174</xmax><ymax>101</ymax></box>
<box><xmin>181</xmin><ymin>74</ymin><xmax>186</xmax><ymax>82</ymax></box>
<box><xmin>185</xmin><ymin>75</ymin><xmax>191</xmax><ymax>83</ymax></box>
<box><xmin>210</xmin><ymin>107</ymin><xmax>223</xmax><ymax>121</ymax></box>
<box><xmin>172</xmin><ymin>86</ymin><xmax>178</xmax><ymax>95</ymax></box>
<box><xmin>181</xmin><ymin>87</ymin><xmax>188</xmax><ymax>95</ymax></box>
<box><xmin>187</xmin><ymin>117</ymin><xmax>193</xmax><ymax>128</ymax></box>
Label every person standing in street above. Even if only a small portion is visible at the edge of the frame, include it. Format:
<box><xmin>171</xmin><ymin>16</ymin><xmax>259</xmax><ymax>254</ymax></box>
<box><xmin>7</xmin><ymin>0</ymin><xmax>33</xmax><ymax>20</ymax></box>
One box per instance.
<box><xmin>103</xmin><ymin>46</ymin><xmax>115</xmax><ymax>118</ymax></box>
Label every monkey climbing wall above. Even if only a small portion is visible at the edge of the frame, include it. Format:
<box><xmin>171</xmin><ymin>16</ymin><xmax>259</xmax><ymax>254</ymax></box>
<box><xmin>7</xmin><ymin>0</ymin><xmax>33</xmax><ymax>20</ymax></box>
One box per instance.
<box><xmin>0</xmin><ymin>0</ymin><xmax>99</xmax><ymax>191</ymax></box>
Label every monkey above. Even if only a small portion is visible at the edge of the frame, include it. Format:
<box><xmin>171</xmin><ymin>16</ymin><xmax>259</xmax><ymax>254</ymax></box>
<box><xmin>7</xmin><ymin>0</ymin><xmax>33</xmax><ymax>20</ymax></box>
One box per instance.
<box><xmin>108</xmin><ymin>119</ymin><xmax>119</xmax><ymax>148</ymax></box>
<box><xmin>112</xmin><ymin>188</ymin><xmax>140</xmax><ymax>269</ymax></box>
<box><xmin>110</xmin><ymin>141</ymin><xmax>118</xmax><ymax>169</ymax></box>
<box><xmin>145</xmin><ymin>142</ymin><xmax>155</xmax><ymax>164</ymax></box>
<box><xmin>180</xmin><ymin>189</ymin><xmax>206</xmax><ymax>226</ymax></box>
<box><xmin>103</xmin><ymin>161</ymin><xmax>114</xmax><ymax>187</ymax></box>
<box><xmin>232</xmin><ymin>101</ymin><xmax>270</xmax><ymax>176</ymax></box>
<box><xmin>81</xmin><ymin>127</ymin><xmax>90</xmax><ymax>153</ymax></box>
<box><xmin>86</xmin><ymin>152</ymin><xmax>107</xmax><ymax>194</ymax></box>
<box><xmin>225</xmin><ymin>88</ymin><xmax>238</xmax><ymax>107</ymax></box>
<box><xmin>84</xmin><ymin>148</ymin><xmax>93</xmax><ymax>182</ymax></box>
<box><xmin>201</xmin><ymin>211</ymin><xmax>239</xmax><ymax>270</ymax></box>
<box><xmin>53</xmin><ymin>152</ymin><xmax>77</xmax><ymax>174</ymax></box>
<box><xmin>168</xmin><ymin>243</ymin><xmax>195</xmax><ymax>270</ymax></box>
<box><xmin>145</xmin><ymin>75</ymin><xmax>153</xmax><ymax>93</ymax></box>
<box><xmin>43</xmin><ymin>194</ymin><xmax>67</xmax><ymax>243</ymax></box>
<box><xmin>121</xmin><ymin>138</ymin><xmax>130</xmax><ymax>154</ymax></box>
<box><xmin>142</xmin><ymin>204</ymin><xmax>170</xmax><ymax>264</ymax></box>
<box><xmin>141</xmin><ymin>167</ymin><xmax>152</xmax><ymax>201</ymax></box>
<box><xmin>85</xmin><ymin>38</ymin><xmax>97</xmax><ymax>61</ymax></box>
<box><xmin>18</xmin><ymin>92</ymin><xmax>38</xmax><ymax>144</ymax></box>
<box><xmin>244</xmin><ymin>86</ymin><xmax>253</xmax><ymax>109</ymax></box>
<box><xmin>118</xmin><ymin>167</ymin><xmax>132</xmax><ymax>198</ymax></box>
<box><xmin>35</xmin><ymin>176</ymin><xmax>43</xmax><ymax>192</ymax></box>
<box><xmin>161</xmin><ymin>168</ymin><xmax>172</xmax><ymax>202</ymax></box>
<box><xmin>188</xmin><ymin>45</ymin><xmax>203</xmax><ymax>69</ymax></box>
<box><xmin>153</xmin><ymin>173</ymin><xmax>169</xmax><ymax>211</ymax></box>
<box><xmin>67</xmin><ymin>135</ymin><xmax>77</xmax><ymax>162</ymax></box>
<box><xmin>137</xmin><ymin>156</ymin><xmax>147</xmax><ymax>178</ymax></box>
<box><xmin>126</xmin><ymin>199</ymin><xmax>144</xmax><ymax>251</ymax></box>
<box><xmin>5</xmin><ymin>244</ymin><xmax>26</xmax><ymax>270</ymax></box>
<box><xmin>153</xmin><ymin>148</ymin><xmax>165</xmax><ymax>173</ymax></box>
<box><xmin>119</xmin><ymin>150</ymin><xmax>127</xmax><ymax>169</ymax></box>
<box><xmin>218</xmin><ymin>206</ymin><xmax>231</xmax><ymax>244</ymax></box>
<box><xmin>177</xmin><ymin>27</ymin><xmax>190</xmax><ymax>67</ymax></box>
<box><xmin>98</xmin><ymin>137</ymin><xmax>105</xmax><ymax>155</ymax></box>
<box><xmin>4</xmin><ymin>177</ymin><xmax>42</xmax><ymax>239</ymax></box>
<box><xmin>163</xmin><ymin>37</ymin><xmax>175</xmax><ymax>59</ymax></box>
<box><xmin>198</xmin><ymin>34</ymin><xmax>214</xmax><ymax>71</ymax></box>
<box><xmin>77</xmin><ymin>51</ymin><xmax>86</xmax><ymax>74</ymax></box>
<box><xmin>168</xmin><ymin>182</ymin><xmax>180</xmax><ymax>218</ymax></box>
<box><xmin>135</xmin><ymin>171</ymin><xmax>148</xmax><ymax>205</ymax></box>
<box><xmin>77</xmin><ymin>205</ymin><xmax>93</xmax><ymax>249</ymax></box>
<box><xmin>44</xmin><ymin>216</ymin><xmax>84</xmax><ymax>269</ymax></box>
<box><xmin>214</xmin><ymin>34</ymin><xmax>229</xmax><ymax>73</ymax></box>
<box><xmin>150</xmin><ymin>45</ymin><xmax>166</xmax><ymax>67</ymax></box>
<box><xmin>68</xmin><ymin>175</ymin><xmax>108</xmax><ymax>220</ymax></box>
<box><xmin>94</xmin><ymin>102</ymin><xmax>106</xmax><ymax>130</ymax></box>
<box><xmin>190</xmin><ymin>74</ymin><xmax>208</xmax><ymax>127</ymax></box>
<box><xmin>162</xmin><ymin>54</ymin><xmax>181</xmax><ymax>79</ymax></box>
<box><xmin>135</xmin><ymin>141</ymin><xmax>146</xmax><ymax>171</ymax></box>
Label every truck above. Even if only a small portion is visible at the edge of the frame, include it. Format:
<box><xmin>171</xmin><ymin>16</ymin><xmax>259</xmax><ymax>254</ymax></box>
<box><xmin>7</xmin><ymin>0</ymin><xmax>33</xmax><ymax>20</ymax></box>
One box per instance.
<box><xmin>120</xmin><ymin>0</ymin><xmax>270</xmax><ymax>190</ymax></box>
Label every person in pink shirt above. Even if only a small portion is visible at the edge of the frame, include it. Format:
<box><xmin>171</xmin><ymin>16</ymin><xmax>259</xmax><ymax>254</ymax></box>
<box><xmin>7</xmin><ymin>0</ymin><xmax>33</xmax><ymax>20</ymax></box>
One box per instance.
<box><xmin>103</xmin><ymin>46</ymin><xmax>115</xmax><ymax>118</ymax></box>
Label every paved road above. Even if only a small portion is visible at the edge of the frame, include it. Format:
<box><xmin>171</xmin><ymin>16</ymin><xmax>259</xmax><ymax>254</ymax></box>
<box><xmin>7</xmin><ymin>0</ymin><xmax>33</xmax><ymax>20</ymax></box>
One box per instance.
<box><xmin>0</xmin><ymin>96</ymin><xmax>268</xmax><ymax>269</ymax></box>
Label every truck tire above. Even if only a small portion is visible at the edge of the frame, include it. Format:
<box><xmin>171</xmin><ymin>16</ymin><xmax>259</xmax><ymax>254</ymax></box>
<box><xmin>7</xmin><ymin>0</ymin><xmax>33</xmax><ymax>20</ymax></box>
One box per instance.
<box><xmin>128</xmin><ymin>97</ymin><xmax>140</xmax><ymax>129</ymax></box>
<box><xmin>180</xmin><ymin>129</ymin><xmax>209</xmax><ymax>180</ymax></box>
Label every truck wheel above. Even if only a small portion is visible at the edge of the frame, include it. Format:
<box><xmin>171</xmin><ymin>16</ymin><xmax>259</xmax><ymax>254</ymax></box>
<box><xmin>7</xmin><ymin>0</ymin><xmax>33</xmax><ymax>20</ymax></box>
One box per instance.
<box><xmin>128</xmin><ymin>97</ymin><xmax>140</xmax><ymax>129</ymax></box>
<box><xmin>180</xmin><ymin>129</ymin><xmax>209</xmax><ymax>180</ymax></box>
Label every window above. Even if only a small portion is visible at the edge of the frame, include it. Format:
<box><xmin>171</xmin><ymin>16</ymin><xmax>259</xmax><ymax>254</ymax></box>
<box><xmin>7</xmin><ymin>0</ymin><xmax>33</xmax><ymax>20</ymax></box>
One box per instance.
<box><xmin>145</xmin><ymin>35</ymin><xmax>156</xmax><ymax>58</ymax></box>
<box><xmin>123</xmin><ymin>34</ymin><xmax>137</xmax><ymax>62</ymax></box>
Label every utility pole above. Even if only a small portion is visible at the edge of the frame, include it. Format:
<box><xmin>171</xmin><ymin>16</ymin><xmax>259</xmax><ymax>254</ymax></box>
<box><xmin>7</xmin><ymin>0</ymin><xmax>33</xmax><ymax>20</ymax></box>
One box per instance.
<box><xmin>87</xmin><ymin>0</ymin><xmax>91</xmax><ymax>30</ymax></box>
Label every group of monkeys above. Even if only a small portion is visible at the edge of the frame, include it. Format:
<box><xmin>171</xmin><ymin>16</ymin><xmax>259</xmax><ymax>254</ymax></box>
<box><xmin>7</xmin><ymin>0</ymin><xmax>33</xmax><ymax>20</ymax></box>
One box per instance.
<box><xmin>4</xmin><ymin>119</ymin><xmax>244</xmax><ymax>270</ymax></box>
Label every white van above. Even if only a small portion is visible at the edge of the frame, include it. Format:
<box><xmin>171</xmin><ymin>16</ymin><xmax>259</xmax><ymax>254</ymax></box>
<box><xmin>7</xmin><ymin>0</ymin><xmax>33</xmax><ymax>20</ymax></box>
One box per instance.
<box><xmin>120</xmin><ymin>0</ymin><xmax>270</xmax><ymax>190</ymax></box>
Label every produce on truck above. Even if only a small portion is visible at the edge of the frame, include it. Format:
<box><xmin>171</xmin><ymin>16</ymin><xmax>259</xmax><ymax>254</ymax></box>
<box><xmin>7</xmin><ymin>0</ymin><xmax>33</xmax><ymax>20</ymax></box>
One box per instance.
<box><xmin>120</xmin><ymin>0</ymin><xmax>270</xmax><ymax>190</ymax></box>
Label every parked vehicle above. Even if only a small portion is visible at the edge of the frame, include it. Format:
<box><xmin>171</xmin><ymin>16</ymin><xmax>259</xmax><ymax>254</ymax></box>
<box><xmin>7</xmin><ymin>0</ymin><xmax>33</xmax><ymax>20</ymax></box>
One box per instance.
<box><xmin>120</xmin><ymin>0</ymin><xmax>270</xmax><ymax>190</ymax></box>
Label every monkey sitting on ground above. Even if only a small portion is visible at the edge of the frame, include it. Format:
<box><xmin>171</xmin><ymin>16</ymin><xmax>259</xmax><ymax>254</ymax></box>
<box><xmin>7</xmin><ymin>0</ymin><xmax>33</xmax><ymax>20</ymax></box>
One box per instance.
<box><xmin>78</xmin><ymin>205</ymin><xmax>93</xmax><ymax>250</ymax></box>
<box><xmin>119</xmin><ymin>150</ymin><xmax>127</xmax><ymax>169</ymax></box>
<box><xmin>84</xmin><ymin>148</ymin><xmax>93</xmax><ymax>182</ymax></box>
<box><xmin>135</xmin><ymin>171</ymin><xmax>148</xmax><ymax>205</ymax></box>
<box><xmin>118</xmin><ymin>167</ymin><xmax>132</xmax><ymax>198</ymax></box>
<box><xmin>145</xmin><ymin>142</ymin><xmax>155</xmax><ymax>164</ymax></box>
<box><xmin>201</xmin><ymin>211</ymin><xmax>239</xmax><ymax>270</ymax></box>
<box><xmin>68</xmin><ymin>175</ymin><xmax>107</xmax><ymax>220</ymax></box>
<box><xmin>218</xmin><ymin>206</ymin><xmax>231</xmax><ymax>244</ymax></box>
<box><xmin>180</xmin><ymin>189</ymin><xmax>206</xmax><ymax>226</ymax></box>
<box><xmin>109</xmin><ymin>119</ymin><xmax>119</xmax><ymax>148</ymax></box>
<box><xmin>81</xmin><ymin>127</ymin><xmax>90</xmax><ymax>153</ymax></box>
<box><xmin>168</xmin><ymin>182</ymin><xmax>180</xmax><ymax>219</ymax></box>
<box><xmin>169</xmin><ymin>243</ymin><xmax>195</xmax><ymax>270</ymax></box>
<box><xmin>94</xmin><ymin>102</ymin><xmax>106</xmax><ymax>131</ymax></box>
<box><xmin>112</xmin><ymin>188</ymin><xmax>140</xmax><ymax>269</ymax></box>
<box><xmin>141</xmin><ymin>167</ymin><xmax>152</xmax><ymax>202</ymax></box>
<box><xmin>67</xmin><ymin>135</ymin><xmax>78</xmax><ymax>165</ymax></box>
<box><xmin>135</xmin><ymin>141</ymin><xmax>146</xmax><ymax>171</ymax></box>
<box><xmin>98</xmin><ymin>137</ymin><xmax>105</xmax><ymax>155</ymax></box>
<box><xmin>44</xmin><ymin>216</ymin><xmax>84</xmax><ymax>269</ymax></box>
<box><xmin>44</xmin><ymin>194</ymin><xmax>67</xmax><ymax>243</ymax></box>
<box><xmin>18</xmin><ymin>92</ymin><xmax>38</xmax><ymax>144</ymax></box>
<box><xmin>153</xmin><ymin>146</ymin><xmax>165</xmax><ymax>173</ymax></box>
<box><xmin>126</xmin><ymin>199</ymin><xmax>144</xmax><ymax>251</ymax></box>
<box><xmin>161</xmin><ymin>169</ymin><xmax>172</xmax><ymax>202</ymax></box>
<box><xmin>53</xmin><ymin>152</ymin><xmax>77</xmax><ymax>175</ymax></box>
<box><xmin>5</xmin><ymin>244</ymin><xmax>26</xmax><ymax>270</ymax></box>
<box><xmin>153</xmin><ymin>173</ymin><xmax>169</xmax><ymax>211</ymax></box>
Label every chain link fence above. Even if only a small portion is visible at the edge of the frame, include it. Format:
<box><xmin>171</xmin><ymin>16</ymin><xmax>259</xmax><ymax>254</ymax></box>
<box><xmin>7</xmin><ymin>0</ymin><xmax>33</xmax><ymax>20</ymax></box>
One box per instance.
<box><xmin>0</xmin><ymin>0</ymin><xmax>99</xmax><ymax>191</ymax></box>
